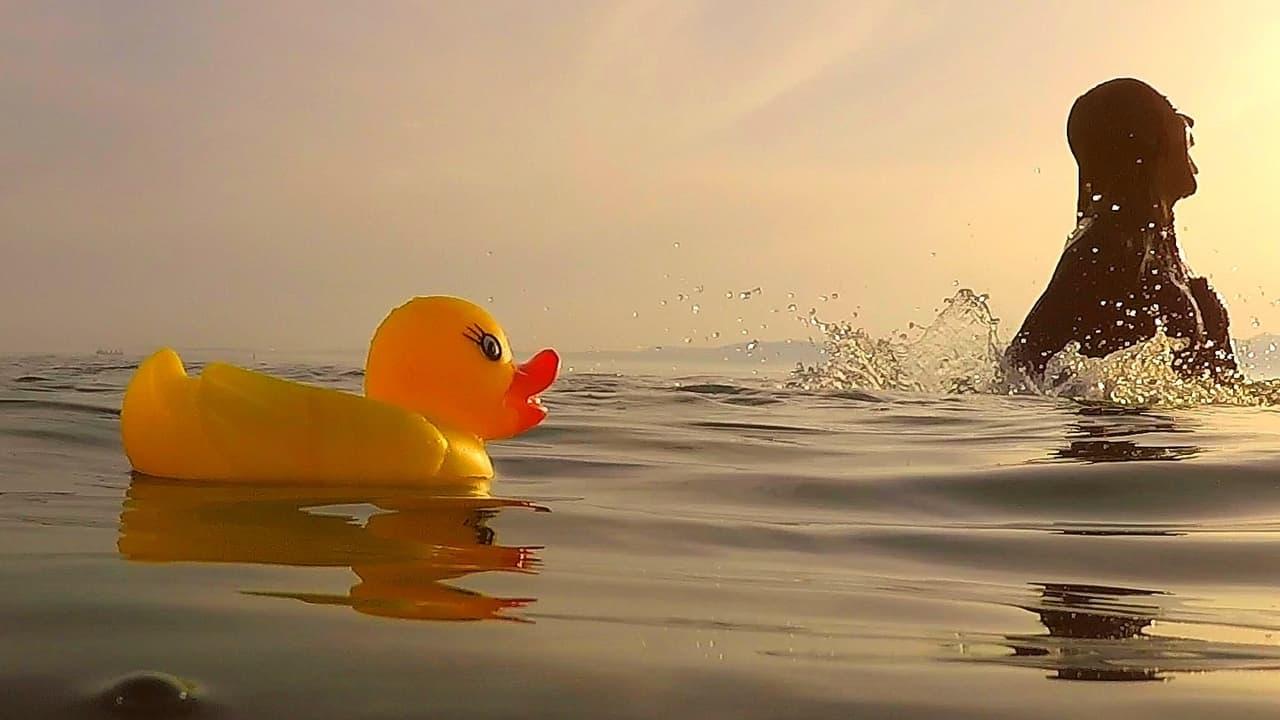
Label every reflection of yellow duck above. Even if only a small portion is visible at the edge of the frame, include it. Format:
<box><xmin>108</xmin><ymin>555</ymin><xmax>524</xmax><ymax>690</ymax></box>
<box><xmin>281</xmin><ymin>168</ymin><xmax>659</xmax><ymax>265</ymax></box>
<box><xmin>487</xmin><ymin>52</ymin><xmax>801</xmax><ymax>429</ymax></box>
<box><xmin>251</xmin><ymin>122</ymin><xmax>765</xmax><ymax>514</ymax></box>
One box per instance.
<box><xmin>118</xmin><ymin>477</ymin><xmax>542</xmax><ymax>622</ymax></box>
<box><xmin>121</xmin><ymin>297</ymin><xmax>559</xmax><ymax>484</ymax></box>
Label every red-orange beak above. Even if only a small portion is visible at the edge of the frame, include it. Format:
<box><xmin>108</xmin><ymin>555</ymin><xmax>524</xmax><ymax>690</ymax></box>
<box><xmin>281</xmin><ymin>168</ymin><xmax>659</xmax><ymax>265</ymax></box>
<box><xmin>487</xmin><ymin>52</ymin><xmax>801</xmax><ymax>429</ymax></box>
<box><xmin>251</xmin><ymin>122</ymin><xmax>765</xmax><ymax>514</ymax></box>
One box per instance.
<box><xmin>502</xmin><ymin>348</ymin><xmax>559</xmax><ymax>437</ymax></box>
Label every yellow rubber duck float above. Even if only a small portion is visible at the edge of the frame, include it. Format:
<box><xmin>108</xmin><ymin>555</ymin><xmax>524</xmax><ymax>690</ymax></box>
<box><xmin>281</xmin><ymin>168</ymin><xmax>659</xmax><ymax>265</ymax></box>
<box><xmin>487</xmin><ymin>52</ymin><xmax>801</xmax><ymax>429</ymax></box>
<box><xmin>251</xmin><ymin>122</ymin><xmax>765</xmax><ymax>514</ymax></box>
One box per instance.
<box><xmin>121</xmin><ymin>296</ymin><xmax>559</xmax><ymax>485</ymax></box>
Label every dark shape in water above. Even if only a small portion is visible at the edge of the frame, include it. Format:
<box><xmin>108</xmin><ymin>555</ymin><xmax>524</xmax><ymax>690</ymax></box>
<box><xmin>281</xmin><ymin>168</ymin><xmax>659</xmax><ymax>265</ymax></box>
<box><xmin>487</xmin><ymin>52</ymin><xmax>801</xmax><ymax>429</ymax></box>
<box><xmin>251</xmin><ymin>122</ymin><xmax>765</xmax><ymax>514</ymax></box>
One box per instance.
<box><xmin>99</xmin><ymin>671</ymin><xmax>198</xmax><ymax>717</ymax></box>
<box><xmin>1052</xmin><ymin>407</ymin><xmax>1199</xmax><ymax>463</ymax></box>
<box><xmin>1008</xmin><ymin>77</ymin><xmax>1238</xmax><ymax>382</ymax></box>
<box><xmin>996</xmin><ymin>583</ymin><xmax>1167</xmax><ymax>682</ymax></box>
<box><xmin>968</xmin><ymin>582</ymin><xmax>1280</xmax><ymax>682</ymax></box>
<box><xmin>1030</xmin><ymin>583</ymin><xmax>1161</xmax><ymax>641</ymax></box>
<box><xmin>1053</xmin><ymin>439</ymin><xmax>1198</xmax><ymax>463</ymax></box>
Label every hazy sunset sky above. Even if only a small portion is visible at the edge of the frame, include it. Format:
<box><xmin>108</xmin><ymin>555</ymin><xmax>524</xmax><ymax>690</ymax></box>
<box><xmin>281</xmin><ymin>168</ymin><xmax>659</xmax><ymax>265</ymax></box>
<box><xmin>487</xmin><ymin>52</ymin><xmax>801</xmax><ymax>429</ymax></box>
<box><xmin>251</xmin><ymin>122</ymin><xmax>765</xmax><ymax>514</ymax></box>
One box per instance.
<box><xmin>3</xmin><ymin>1</ymin><xmax>1280</xmax><ymax>353</ymax></box>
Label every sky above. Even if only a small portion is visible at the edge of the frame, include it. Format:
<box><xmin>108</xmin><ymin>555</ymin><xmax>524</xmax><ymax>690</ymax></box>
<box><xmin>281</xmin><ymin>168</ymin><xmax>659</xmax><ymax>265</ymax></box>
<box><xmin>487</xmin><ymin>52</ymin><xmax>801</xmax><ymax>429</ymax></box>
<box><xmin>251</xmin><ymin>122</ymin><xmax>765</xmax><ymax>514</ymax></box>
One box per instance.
<box><xmin>3</xmin><ymin>1</ymin><xmax>1280</xmax><ymax>354</ymax></box>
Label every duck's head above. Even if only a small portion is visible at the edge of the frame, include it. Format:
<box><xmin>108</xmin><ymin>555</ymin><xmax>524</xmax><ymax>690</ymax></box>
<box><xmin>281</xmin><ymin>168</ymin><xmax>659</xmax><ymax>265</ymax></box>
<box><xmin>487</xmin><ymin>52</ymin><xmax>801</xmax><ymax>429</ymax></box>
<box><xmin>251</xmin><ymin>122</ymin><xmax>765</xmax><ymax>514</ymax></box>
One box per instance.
<box><xmin>364</xmin><ymin>296</ymin><xmax>559</xmax><ymax>440</ymax></box>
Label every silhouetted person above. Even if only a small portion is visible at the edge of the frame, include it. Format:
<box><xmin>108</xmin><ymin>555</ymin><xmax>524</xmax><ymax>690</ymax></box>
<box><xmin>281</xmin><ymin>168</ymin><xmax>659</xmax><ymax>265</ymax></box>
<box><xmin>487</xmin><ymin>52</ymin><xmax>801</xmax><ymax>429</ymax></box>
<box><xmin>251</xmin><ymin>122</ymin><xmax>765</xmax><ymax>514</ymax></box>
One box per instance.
<box><xmin>1008</xmin><ymin>78</ymin><xmax>1237</xmax><ymax>382</ymax></box>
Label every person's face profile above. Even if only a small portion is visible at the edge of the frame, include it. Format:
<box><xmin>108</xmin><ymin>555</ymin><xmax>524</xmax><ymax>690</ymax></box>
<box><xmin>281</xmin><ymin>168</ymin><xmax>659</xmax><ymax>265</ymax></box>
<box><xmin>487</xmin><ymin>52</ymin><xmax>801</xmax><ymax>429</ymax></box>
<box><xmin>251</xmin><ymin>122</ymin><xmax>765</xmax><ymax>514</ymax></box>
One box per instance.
<box><xmin>1167</xmin><ymin>111</ymin><xmax>1198</xmax><ymax>198</ymax></box>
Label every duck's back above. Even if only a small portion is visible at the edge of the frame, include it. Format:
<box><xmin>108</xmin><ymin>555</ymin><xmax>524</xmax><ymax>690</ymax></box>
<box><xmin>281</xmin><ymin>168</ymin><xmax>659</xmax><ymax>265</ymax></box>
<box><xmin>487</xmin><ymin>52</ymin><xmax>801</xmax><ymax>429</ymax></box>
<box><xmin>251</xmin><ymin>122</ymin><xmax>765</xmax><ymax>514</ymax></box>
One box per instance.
<box><xmin>121</xmin><ymin>349</ymin><xmax>448</xmax><ymax>484</ymax></box>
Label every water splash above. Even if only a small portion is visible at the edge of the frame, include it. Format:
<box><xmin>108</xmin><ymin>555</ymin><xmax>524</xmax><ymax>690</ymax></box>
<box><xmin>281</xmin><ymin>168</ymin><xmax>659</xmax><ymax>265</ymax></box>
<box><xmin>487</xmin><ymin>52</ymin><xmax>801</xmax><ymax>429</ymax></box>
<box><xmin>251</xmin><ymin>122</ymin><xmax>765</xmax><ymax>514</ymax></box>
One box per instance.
<box><xmin>787</xmin><ymin>289</ymin><xmax>1003</xmax><ymax>394</ymax></box>
<box><xmin>788</xmin><ymin>289</ymin><xmax>1280</xmax><ymax>407</ymax></box>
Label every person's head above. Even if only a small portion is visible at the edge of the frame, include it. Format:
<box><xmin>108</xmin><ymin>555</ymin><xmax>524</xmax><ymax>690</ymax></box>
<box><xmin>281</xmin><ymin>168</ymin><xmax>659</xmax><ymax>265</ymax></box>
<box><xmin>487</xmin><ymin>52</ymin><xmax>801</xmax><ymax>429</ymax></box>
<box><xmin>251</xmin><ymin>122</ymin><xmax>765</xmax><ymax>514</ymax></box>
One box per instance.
<box><xmin>1067</xmin><ymin>78</ymin><xmax>1197</xmax><ymax>216</ymax></box>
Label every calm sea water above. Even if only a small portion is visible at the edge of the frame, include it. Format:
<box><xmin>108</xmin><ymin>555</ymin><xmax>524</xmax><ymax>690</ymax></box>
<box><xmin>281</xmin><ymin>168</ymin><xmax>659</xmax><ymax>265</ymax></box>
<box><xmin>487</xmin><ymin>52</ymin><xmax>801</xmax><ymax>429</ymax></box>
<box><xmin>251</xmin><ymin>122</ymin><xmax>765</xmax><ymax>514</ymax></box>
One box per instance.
<box><xmin>6</xmin><ymin>352</ymin><xmax>1280</xmax><ymax>718</ymax></box>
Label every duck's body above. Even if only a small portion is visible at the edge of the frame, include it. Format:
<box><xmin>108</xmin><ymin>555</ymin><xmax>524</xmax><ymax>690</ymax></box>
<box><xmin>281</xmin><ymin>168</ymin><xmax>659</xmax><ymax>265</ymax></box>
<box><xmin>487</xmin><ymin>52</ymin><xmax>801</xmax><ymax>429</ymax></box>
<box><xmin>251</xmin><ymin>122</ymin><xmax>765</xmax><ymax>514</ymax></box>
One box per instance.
<box><xmin>121</xmin><ymin>349</ymin><xmax>492</xmax><ymax>484</ymax></box>
<box><xmin>120</xmin><ymin>297</ymin><xmax>558</xmax><ymax>485</ymax></box>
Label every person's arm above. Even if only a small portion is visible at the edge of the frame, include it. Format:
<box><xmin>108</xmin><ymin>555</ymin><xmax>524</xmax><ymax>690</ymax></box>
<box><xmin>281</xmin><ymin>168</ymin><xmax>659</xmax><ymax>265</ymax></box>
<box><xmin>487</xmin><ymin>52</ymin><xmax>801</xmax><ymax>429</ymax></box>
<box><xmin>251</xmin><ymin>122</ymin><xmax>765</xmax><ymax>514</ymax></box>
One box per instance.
<box><xmin>1188</xmin><ymin>277</ymin><xmax>1239</xmax><ymax>379</ymax></box>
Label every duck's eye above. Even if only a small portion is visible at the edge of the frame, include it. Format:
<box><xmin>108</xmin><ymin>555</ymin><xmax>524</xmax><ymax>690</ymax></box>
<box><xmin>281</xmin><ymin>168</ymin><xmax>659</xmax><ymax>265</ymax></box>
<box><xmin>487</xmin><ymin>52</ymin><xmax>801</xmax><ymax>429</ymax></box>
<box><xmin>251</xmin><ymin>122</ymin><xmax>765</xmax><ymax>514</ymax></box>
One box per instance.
<box><xmin>463</xmin><ymin>324</ymin><xmax>505</xmax><ymax>361</ymax></box>
<box><xmin>480</xmin><ymin>333</ymin><xmax>503</xmax><ymax>361</ymax></box>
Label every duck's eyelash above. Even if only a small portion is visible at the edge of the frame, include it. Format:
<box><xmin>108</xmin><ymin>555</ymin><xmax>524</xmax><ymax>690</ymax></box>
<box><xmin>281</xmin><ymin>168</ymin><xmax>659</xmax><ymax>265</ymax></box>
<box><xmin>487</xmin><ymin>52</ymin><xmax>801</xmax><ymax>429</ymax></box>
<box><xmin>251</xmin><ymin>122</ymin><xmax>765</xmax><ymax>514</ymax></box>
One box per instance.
<box><xmin>462</xmin><ymin>325</ymin><xmax>486</xmax><ymax>345</ymax></box>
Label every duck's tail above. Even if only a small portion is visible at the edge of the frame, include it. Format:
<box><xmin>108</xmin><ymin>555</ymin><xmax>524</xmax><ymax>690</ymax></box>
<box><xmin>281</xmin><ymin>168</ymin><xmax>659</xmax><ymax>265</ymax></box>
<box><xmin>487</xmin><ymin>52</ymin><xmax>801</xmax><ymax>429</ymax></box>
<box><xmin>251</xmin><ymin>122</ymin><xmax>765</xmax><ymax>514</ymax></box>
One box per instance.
<box><xmin>120</xmin><ymin>349</ymin><xmax>218</xmax><ymax>479</ymax></box>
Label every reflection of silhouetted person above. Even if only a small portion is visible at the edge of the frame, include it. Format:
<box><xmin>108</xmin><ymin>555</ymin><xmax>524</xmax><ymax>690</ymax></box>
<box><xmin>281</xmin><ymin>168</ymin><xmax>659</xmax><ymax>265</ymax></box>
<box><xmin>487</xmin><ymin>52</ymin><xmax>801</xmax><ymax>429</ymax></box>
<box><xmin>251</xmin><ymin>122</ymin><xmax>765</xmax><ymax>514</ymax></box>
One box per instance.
<box><xmin>1029</xmin><ymin>583</ymin><xmax>1156</xmax><ymax>641</ymax></box>
<box><xmin>1053</xmin><ymin>406</ymin><xmax>1198</xmax><ymax>463</ymax></box>
<box><xmin>973</xmin><ymin>581</ymin><xmax>1280</xmax><ymax>682</ymax></box>
<box><xmin>1010</xmin><ymin>583</ymin><xmax>1163</xmax><ymax>682</ymax></box>
<box><xmin>1008</xmin><ymin>78</ymin><xmax>1237</xmax><ymax>381</ymax></box>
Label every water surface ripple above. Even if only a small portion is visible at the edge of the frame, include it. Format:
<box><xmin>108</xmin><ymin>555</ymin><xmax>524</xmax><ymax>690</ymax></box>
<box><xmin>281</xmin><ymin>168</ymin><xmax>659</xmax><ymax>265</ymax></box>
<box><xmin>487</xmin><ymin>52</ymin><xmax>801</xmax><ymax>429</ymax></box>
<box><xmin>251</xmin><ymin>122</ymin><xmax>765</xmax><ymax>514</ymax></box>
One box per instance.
<box><xmin>4</xmin><ymin>354</ymin><xmax>1280</xmax><ymax>718</ymax></box>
